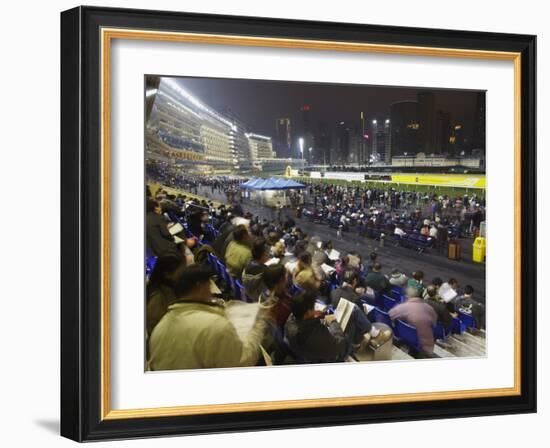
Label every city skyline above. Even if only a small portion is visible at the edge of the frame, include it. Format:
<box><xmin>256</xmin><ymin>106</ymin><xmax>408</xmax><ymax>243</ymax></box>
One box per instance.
<box><xmin>173</xmin><ymin>76</ymin><xmax>485</xmax><ymax>160</ymax></box>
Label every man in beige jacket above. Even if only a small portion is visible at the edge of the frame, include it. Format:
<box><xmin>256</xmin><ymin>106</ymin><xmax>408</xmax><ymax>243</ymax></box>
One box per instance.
<box><xmin>149</xmin><ymin>264</ymin><xmax>265</xmax><ymax>370</ymax></box>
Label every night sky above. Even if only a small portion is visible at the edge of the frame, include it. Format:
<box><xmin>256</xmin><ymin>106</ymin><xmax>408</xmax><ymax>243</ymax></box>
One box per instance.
<box><xmin>172</xmin><ymin>76</ymin><xmax>484</xmax><ymax>145</ymax></box>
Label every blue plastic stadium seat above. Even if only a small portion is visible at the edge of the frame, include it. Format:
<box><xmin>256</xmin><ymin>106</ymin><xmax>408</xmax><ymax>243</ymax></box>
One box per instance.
<box><xmin>207</xmin><ymin>252</ymin><xmax>214</xmax><ymax>268</ymax></box>
<box><xmin>391</xmin><ymin>285</ymin><xmax>403</xmax><ymax>296</ymax></box>
<box><xmin>450</xmin><ymin>316</ymin><xmax>465</xmax><ymax>334</ymax></box>
<box><xmin>222</xmin><ymin>266</ymin><xmax>233</xmax><ymax>290</ymax></box>
<box><xmin>210</xmin><ymin>255</ymin><xmax>221</xmax><ymax>276</ymax></box>
<box><xmin>458</xmin><ymin>310</ymin><xmax>476</xmax><ymax>329</ymax></box>
<box><xmin>145</xmin><ymin>254</ymin><xmax>157</xmax><ymax>279</ymax></box>
<box><xmin>373</xmin><ymin>291</ymin><xmax>384</xmax><ymax>309</ymax></box>
<box><xmin>394</xmin><ymin>319</ymin><xmax>422</xmax><ymax>351</ymax></box>
<box><xmin>233</xmin><ymin>279</ymin><xmax>251</xmax><ymax>302</ymax></box>
<box><xmin>383</xmin><ymin>294</ymin><xmax>398</xmax><ymax>311</ymax></box>
<box><xmin>390</xmin><ymin>286</ymin><xmax>405</xmax><ymax>303</ymax></box>
<box><xmin>213</xmin><ymin>258</ymin><xmax>222</xmax><ymax>277</ymax></box>
<box><xmin>372</xmin><ymin>307</ymin><xmax>393</xmax><ymax>328</ymax></box>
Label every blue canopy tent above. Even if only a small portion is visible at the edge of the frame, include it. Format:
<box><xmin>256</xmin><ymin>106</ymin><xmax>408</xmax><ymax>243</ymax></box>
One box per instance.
<box><xmin>242</xmin><ymin>177</ymin><xmax>305</xmax><ymax>190</ymax></box>
<box><xmin>239</xmin><ymin>177</ymin><xmax>306</xmax><ymax>206</ymax></box>
<box><xmin>240</xmin><ymin>177</ymin><xmax>260</xmax><ymax>188</ymax></box>
<box><xmin>279</xmin><ymin>179</ymin><xmax>306</xmax><ymax>189</ymax></box>
<box><xmin>254</xmin><ymin>178</ymin><xmax>280</xmax><ymax>190</ymax></box>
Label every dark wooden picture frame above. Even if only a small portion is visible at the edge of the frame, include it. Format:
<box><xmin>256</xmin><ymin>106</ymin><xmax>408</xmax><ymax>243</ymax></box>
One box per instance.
<box><xmin>61</xmin><ymin>6</ymin><xmax>536</xmax><ymax>442</ymax></box>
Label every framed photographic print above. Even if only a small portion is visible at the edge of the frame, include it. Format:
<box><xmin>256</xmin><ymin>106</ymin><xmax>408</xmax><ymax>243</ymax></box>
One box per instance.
<box><xmin>60</xmin><ymin>6</ymin><xmax>537</xmax><ymax>441</ymax></box>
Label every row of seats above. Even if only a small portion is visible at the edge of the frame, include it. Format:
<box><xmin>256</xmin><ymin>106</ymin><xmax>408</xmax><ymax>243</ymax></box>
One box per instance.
<box><xmin>207</xmin><ymin>253</ymin><xmax>251</xmax><ymax>302</ymax></box>
<box><xmin>363</xmin><ymin>287</ymin><xmax>476</xmax><ymax>352</ymax></box>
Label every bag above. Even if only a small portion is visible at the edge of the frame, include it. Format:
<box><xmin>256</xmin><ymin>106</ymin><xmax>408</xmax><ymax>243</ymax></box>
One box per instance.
<box><xmin>194</xmin><ymin>243</ymin><xmax>216</xmax><ymax>265</ymax></box>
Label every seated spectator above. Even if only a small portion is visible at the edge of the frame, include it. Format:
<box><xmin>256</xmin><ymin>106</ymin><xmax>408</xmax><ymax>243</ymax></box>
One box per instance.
<box><xmin>310</xmin><ymin>240</ymin><xmax>332</xmax><ymax>279</ymax></box>
<box><xmin>407</xmin><ymin>270</ymin><xmax>425</xmax><ymax>296</ymax></box>
<box><xmin>187</xmin><ymin>210</ymin><xmax>208</xmax><ymax>239</ymax></box>
<box><xmin>365</xmin><ymin>251</ymin><xmax>378</xmax><ymax>273</ymax></box>
<box><xmin>242</xmin><ymin>238</ymin><xmax>270</xmax><ymax>302</ymax></box>
<box><xmin>389</xmin><ymin>286</ymin><xmax>438</xmax><ymax>356</ymax></box>
<box><xmin>335</xmin><ymin>251</ymin><xmax>362</xmax><ymax>276</ymax></box>
<box><xmin>439</xmin><ymin>278</ymin><xmax>459</xmax><ymax>304</ymax></box>
<box><xmin>286</xmin><ymin>291</ymin><xmax>388</xmax><ymax>363</ymax></box>
<box><xmin>424</xmin><ymin>285</ymin><xmax>454</xmax><ymax>330</ymax></box>
<box><xmin>146</xmin><ymin>255</ymin><xmax>187</xmax><ymax>337</ymax></box>
<box><xmin>389</xmin><ymin>268</ymin><xmax>408</xmax><ymax>287</ymax></box>
<box><xmin>420</xmin><ymin>225</ymin><xmax>430</xmax><ymax>236</ymax></box>
<box><xmin>225</xmin><ymin>225</ymin><xmax>253</xmax><ymax>279</ymax></box>
<box><xmin>330</xmin><ymin>269</ymin><xmax>363</xmax><ymax>307</ymax></box>
<box><xmin>293</xmin><ymin>252</ymin><xmax>321</xmax><ymax>291</ymax></box>
<box><xmin>272</xmin><ymin>241</ymin><xmax>286</xmax><ymax>258</ymax></box>
<box><xmin>211</xmin><ymin>217</ymin><xmax>235</xmax><ymax>258</ymax></box>
<box><xmin>148</xmin><ymin>264</ymin><xmax>265</xmax><ymax>370</ymax></box>
<box><xmin>146</xmin><ymin>198</ymin><xmax>180</xmax><ymax>259</ymax></box>
<box><xmin>453</xmin><ymin>285</ymin><xmax>486</xmax><ymax>329</ymax></box>
<box><xmin>365</xmin><ymin>263</ymin><xmax>391</xmax><ymax>294</ymax></box>
<box><xmin>423</xmin><ymin>277</ymin><xmax>443</xmax><ymax>300</ymax></box>
<box><xmin>259</xmin><ymin>265</ymin><xmax>293</xmax><ymax>328</ymax></box>
<box><xmin>285</xmin><ymin>291</ymin><xmax>350</xmax><ymax>363</ymax></box>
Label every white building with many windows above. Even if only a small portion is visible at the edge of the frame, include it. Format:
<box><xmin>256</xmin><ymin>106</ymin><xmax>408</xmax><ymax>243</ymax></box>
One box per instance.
<box><xmin>147</xmin><ymin>78</ymin><xmax>237</xmax><ymax>171</ymax></box>
<box><xmin>246</xmin><ymin>133</ymin><xmax>276</xmax><ymax>169</ymax></box>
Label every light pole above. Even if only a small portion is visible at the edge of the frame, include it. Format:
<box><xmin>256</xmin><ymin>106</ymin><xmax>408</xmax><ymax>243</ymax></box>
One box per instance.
<box><xmin>299</xmin><ymin>137</ymin><xmax>304</xmax><ymax>168</ymax></box>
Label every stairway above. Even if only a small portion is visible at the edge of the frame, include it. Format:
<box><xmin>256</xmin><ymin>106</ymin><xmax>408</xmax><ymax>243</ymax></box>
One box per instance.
<box><xmin>434</xmin><ymin>329</ymin><xmax>486</xmax><ymax>358</ymax></box>
<box><xmin>386</xmin><ymin>328</ymin><xmax>486</xmax><ymax>360</ymax></box>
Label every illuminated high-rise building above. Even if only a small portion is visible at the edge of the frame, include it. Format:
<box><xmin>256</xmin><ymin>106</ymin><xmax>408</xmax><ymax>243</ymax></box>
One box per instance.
<box><xmin>418</xmin><ymin>91</ymin><xmax>437</xmax><ymax>154</ymax></box>
<box><xmin>390</xmin><ymin>100</ymin><xmax>421</xmax><ymax>157</ymax></box>
<box><xmin>275</xmin><ymin>117</ymin><xmax>292</xmax><ymax>156</ymax></box>
<box><xmin>369</xmin><ymin>119</ymin><xmax>391</xmax><ymax>164</ymax></box>
<box><xmin>472</xmin><ymin>92</ymin><xmax>486</xmax><ymax>153</ymax></box>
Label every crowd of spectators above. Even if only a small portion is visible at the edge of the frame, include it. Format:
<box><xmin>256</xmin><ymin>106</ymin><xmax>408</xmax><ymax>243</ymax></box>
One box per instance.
<box><xmin>145</xmin><ymin>181</ymin><xmax>486</xmax><ymax>370</ymax></box>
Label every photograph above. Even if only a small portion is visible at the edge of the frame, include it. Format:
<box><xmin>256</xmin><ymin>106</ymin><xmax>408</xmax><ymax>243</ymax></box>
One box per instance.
<box><xmin>144</xmin><ymin>75</ymin><xmax>488</xmax><ymax>371</ymax></box>
<box><xmin>58</xmin><ymin>6</ymin><xmax>537</xmax><ymax>440</ymax></box>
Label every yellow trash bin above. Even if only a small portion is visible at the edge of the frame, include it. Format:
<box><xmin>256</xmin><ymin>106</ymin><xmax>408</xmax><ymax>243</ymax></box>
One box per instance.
<box><xmin>472</xmin><ymin>237</ymin><xmax>486</xmax><ymax>263</ymax></box>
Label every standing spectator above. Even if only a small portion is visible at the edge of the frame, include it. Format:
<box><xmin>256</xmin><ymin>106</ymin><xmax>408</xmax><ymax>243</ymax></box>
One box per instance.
<box><xmin>389</xmin><ymin>286</ymin><xmax>438</xmax><ymax>356</ymax></box>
